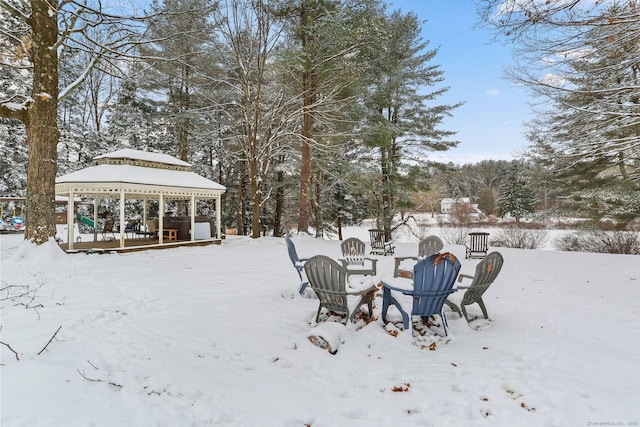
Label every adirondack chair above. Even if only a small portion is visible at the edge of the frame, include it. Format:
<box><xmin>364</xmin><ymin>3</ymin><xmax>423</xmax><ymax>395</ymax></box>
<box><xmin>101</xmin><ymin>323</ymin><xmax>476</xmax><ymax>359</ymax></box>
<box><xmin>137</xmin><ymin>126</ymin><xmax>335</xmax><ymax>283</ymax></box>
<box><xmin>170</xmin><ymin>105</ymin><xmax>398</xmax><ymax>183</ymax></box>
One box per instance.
<box><xmin>393</xmin><ymin>235</ymin><xmax>444</xmax><ymax>279</ymax></box>
<box><xmin>124</xmin><ymin>218</ymin><xmax>140</xmax><ymax>239</ymax></box>
<box><xmin>447</xmin><ymin>251</ymin><xmax>504</xmax><ymax>321</ymax></box>
<box><xmin>382</xmin><ymin>252</ymin><xmax>461</xmax><ymax>336</ymax></box>
<box><xmin>465</xmin><ymin>232</ymin><xmax>490</xmax><ymax>259</ymax></box>
<box><xmin>368</xmin><ymin>229</ymin><xmax>395</xmax><ymax>256</ymax></box>
<box><xmin>101</xmin><ymin>218</ymin><xmax>116</xmax><ymax>240</ymax></box>
<box><xmin>285</xmin><ymin>235</ymin><xmax>309</xmax><ymax>295</ymax></box>
<box><xmin>339</xmin><ymin>237</ymin><xmax>378</xmax><ymax>278</ymax></box>
<box><xmin>304</xmin><ymin>255</ymin><xmax>377</xmax><ymax>323</ymax></box>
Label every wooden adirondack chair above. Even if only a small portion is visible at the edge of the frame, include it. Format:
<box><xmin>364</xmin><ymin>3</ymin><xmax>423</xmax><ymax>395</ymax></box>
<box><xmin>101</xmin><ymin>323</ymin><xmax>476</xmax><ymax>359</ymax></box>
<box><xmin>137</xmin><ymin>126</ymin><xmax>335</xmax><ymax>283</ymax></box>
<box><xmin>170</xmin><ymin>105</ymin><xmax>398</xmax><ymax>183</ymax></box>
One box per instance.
<box><xmin>285</xmin><ymin>235</ymin><xmax>309</xmax><ymax>295</ymax></box>
<box><xmin>382</xmin><ymin>252</ymin><xmax>461</xmax><ymax>336</ymax></box>
<box><xmin>465</xmin><ymin>232</ymin><xmax>490</xmax><ymax>259</ymax></box>
<box><xmin>393</xmin><ymin>235</ymin><xmax>444</xmax><ymax>279</ymax></box>
<box><xmin>447</xmin><ymin>251</ymin><xmax>504</xmax><ymax>321</ymax></box>
<box><xmin>101</xmin><ymin>218</ymin><xmax>116</xmax><ymax>240</ymax></box>
<box><xmin>304</xmin><ymin>255</ymin><xmax>377</xmax><ymax>323</ymax></box>
<box><xmin>368</xmin><ymin>229</ymin><xmax>395</xmax><ymax>256</ymax></box>
<box><xmin>339</xmin><ymin>237</ymin><xmax>378</xmax><ymax>278</ymax></box>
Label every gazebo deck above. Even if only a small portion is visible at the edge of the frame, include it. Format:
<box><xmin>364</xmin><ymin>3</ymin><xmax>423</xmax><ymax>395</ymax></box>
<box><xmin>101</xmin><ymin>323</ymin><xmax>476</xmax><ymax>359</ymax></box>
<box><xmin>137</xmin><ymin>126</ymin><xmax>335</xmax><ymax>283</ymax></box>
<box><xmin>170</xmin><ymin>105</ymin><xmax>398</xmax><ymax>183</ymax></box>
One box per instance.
<box><xmin>58</xmin><ymin>237</ymin><xmax>221</xmax><ymax>254</ymax></box>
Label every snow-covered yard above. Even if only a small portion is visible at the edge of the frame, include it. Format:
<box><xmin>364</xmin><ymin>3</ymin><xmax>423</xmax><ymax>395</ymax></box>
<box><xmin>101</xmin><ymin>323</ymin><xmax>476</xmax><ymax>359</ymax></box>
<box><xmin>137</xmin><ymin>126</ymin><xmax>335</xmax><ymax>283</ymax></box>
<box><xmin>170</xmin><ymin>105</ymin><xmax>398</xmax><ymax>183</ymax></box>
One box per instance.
<box><xmin>1</xmin><ymin>228</ymin><xmax>639</xmax><ymax>426</ymax></box>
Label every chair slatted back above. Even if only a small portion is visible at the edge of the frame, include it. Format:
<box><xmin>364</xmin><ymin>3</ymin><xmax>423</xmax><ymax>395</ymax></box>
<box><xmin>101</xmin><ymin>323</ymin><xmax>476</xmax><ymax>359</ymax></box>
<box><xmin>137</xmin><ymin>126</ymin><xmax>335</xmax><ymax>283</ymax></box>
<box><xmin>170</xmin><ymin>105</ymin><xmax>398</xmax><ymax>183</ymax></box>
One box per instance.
<box><xmin>341</xmin><ymin>238</ymin><xmax>367</xmax><ymax>267</ymax></box>
<box><xmin>412</xmin><ymin>253</ymin><xmax>461</xmax><ymax>317</ymax></box>
<box><xmin>103</xmin><ymin>219</ymin><xmax>114</xmax><ymax>232</ymax></box>
<box><xmin>461</xmin><ymin>252</ymin><xmax>504</xmax><ymax>304</ymax></box>
<box><xmin>418</xmin><ymin>236</ymin><xmax>444</xmax><ymax>258</ymax></box>
<box><xmin>285</xmin><ymin>235</ymin><xmax>301</xmax><ymax>266</ymax></box>
<box><xmin>304</xmin><ymin>255</ymin><xmax>349</xmax><ymax>315</ymax></box>
<box><xmin>470</xmin><ymin>233</ymin><xmax>488</xmax><ymax>252</ymax></box>
<box><xmin>369</xmin><ymin>229</ymin><xmax>385</xmax><ymax>252</ymax></box>
<box><xmin>466</xmin><ymin>232</ymin><xmax>490</xmax><ymax>259</ymax></box>
<box><xmin>368</xmin><ymin>229</ymin><xmax>394</xmax><ymax>255</ymax></box>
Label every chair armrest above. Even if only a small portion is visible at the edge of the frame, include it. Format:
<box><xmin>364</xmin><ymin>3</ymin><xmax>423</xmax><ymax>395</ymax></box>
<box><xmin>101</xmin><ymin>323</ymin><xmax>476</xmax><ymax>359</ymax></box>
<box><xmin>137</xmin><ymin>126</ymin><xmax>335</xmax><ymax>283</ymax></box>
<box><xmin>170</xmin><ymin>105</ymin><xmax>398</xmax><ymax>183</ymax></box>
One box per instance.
<box><xmin>457</xmin><ymin>286</ymin><xmax>469</xmax><ymax>289</ymax></box>
<box><xmin>412</xmin><ymin>288</ymin><xmax>458</xmax><ymax>298</ymax></box>
<box><xmin>369</xmin><ymin>258</ymin><xmax>378</xmax><ymax>275</ymax></box>
<box><xmin>381</xmin><ymin>280</ymin><xmax>413</xmax><ymax>296</ymax></box>
<box><xmin>394</xmin><ymin>256</ymin><xmax>417</xmax><ymax>278</ymax></box>
<box><xmin>346</xmin><ymin>283</ymin><xmax>377</xmax><ymax>296</ymax></box>
<box><xmin>457</xmin><ymin>273</ymin><xmax>474</xmax><ymax>282</ymax></box>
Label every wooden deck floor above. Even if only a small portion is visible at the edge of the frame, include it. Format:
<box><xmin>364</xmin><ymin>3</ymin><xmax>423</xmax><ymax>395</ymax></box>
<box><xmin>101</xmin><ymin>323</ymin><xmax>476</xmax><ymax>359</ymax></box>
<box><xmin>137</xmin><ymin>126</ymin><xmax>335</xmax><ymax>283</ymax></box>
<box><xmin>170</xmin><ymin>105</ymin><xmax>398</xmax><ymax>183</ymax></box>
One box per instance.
<box><xmin>58</xmin><ymin>237</ymin><xmax>221</xmax><ymax>254</ymax></box>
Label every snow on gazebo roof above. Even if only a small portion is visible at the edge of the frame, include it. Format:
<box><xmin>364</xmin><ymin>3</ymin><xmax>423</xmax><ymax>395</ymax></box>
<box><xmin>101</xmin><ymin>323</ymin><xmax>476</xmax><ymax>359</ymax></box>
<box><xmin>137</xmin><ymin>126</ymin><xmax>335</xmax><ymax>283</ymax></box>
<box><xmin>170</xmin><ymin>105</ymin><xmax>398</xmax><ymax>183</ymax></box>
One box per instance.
<box><xmin>55</xmin><ymin>149</ymin><xmax>225</xmax><ymax>197</ymax></box>
<box><xmin>93</xmin><ymin>148</ymin><xmax>191</xmax><ymax>168</ymax></box>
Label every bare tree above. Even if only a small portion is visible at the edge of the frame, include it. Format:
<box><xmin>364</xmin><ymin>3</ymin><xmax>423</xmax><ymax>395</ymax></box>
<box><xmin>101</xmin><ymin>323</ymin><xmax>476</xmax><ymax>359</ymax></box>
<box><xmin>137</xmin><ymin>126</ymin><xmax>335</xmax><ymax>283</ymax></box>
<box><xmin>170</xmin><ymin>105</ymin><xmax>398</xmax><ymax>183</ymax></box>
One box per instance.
<box><xmin>215</xmin><ymin>0</ymin><xmax>301</xmax><ymax>238</ymax></box>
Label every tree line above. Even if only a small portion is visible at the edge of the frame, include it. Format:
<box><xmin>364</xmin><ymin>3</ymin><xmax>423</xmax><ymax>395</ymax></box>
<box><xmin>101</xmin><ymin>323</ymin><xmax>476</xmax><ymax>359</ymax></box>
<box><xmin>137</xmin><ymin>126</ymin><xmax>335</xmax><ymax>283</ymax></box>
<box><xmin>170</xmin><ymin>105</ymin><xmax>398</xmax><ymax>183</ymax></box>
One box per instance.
<box><xmin>0</xmin><ymin>0</ymin><xmax>462</xmax><ymax>243</ymax></box>
<box><xmin>2</xmin><ymin>0</ymin><xmax>639</xmax><ymax>245</ymax></box>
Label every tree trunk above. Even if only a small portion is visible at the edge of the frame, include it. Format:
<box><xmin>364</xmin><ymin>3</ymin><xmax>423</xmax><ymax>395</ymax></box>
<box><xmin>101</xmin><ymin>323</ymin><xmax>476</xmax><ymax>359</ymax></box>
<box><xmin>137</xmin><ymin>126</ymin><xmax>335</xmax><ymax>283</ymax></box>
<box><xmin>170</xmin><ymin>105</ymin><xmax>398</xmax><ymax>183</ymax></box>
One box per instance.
<box><xmin>297</xmin><ymin>1</ymin><xmax>315</xmax><ymax>235</ymax></box>
<box><xmin>25</xmin><ymin>0</ymin><xmax>60</xmax><ymax>244</ymax></box>
<box><xmin>335</xmin><ymin>189</ymin><xmax>343</xmax><ymax>241</ymax></box>
<box><xmin>273</xmin><ymin>157</ymin><xmax>285</xmax><ymax>237</ymax></box>
<box><xmin>298</xmin><ymin>68</ymin><xmax>315</xmax><ymax>234</ymax></box>
<box><xmin>312</xmin><ymin>168</ymin><xmax>323</xmax><ymax>238</ymax></box>
<box><xmin>379</xmin><ymin>107</ymin><xmax>398</xmax><ymax>241</ymax></box>
<box><xmin>176</xmin><ymin>67</ymin><xmax>190</xmax><ymax>216</ymax></box>
<box><xmin>236</xmin><ymin>162</ymin><xmax>247</xmax><ymax>235</ymax></box>
<box><xmin>380</xmin><ymin>144</ymin><xmax>394</xmax><ymax>241</ymax></box>
<box><xmin>250</xmin><ymin>157</ymin><xmax>262</xmax><ymax>238</ymax></box>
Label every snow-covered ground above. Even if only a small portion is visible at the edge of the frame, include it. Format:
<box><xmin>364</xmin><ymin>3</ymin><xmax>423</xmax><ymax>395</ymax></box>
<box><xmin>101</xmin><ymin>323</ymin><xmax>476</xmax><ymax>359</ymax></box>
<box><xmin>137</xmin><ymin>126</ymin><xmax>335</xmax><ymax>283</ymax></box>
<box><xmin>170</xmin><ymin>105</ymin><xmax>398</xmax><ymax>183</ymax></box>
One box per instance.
<box><xmin>1</xmin><ymin>226</ymin><xmax>639</xmax><ymax>426</ymax></box>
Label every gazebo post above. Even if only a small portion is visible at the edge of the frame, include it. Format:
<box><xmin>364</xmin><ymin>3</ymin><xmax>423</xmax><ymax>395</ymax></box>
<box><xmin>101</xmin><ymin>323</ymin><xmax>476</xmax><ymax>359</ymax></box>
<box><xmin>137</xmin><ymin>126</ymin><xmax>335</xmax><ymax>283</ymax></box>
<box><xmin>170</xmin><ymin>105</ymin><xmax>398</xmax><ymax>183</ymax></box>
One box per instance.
<box><xmin>159</xmin><ymin>193</ymin><xmax>164</xmax><ymax>244</ymax></box>
<box><xmin>216</xmin><ymin>195</ymin><xmax>221</xmax><ymax>239</ymax></box>
<box><xmin>142</xmin><ymin>198</ymin><xmax>147</xmax><ymax>233</ymax></box>
<box><xmin>119</xmin><ymin>190</ymin><xmax>126</xmax><ymax>248</ymax></box>
<box><xmin>190</xmin><ymin>195</ymin><xmax>196</xmax><ymax>242</ymax></box>
<box><xmin>93</xmin><ymin>198</ymin><xmax>98</xmax><ymax>242</ymax></box>
<box><xmin>67</xmin><ymin>190</ymin><xmax>74</xmax><ymax>250</ymax></box>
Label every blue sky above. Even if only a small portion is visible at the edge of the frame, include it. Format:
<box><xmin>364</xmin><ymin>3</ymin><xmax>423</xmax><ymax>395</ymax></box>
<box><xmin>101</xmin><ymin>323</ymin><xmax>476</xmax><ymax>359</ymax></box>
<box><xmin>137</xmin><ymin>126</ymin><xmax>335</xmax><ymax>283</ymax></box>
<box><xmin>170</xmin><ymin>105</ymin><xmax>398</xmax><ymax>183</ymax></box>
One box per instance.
<box><xmin>388</xmin><ymin>0</ymin><xmax>533</xmax><ymax>164</ymax></box>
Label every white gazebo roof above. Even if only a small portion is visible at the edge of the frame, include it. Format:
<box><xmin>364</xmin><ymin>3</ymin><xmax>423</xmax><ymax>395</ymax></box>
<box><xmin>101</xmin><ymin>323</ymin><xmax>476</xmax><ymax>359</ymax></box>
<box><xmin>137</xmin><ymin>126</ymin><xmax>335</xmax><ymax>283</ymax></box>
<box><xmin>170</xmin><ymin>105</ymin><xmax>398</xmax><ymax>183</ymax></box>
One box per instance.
<box><xmin>56</xmin><ymin>148</ymin><xmax>225</xmax><ymax>197</ymax></box>
<box><xmin>94</xmin><ymin>148</ymin><xmax>191</xmax><ymax>167</ymax></box>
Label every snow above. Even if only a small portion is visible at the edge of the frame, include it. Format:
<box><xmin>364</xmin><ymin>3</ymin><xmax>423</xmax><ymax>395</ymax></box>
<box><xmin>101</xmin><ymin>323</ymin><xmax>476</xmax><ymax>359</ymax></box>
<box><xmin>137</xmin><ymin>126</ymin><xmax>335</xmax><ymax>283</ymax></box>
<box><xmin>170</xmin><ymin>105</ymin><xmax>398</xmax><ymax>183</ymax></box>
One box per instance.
<box><xmin>2</xmin><ymin>228</ymin><xmax>639</xmax><ymax>426</ymax></box>
<box><xmin>93</xmin><ymin>149</ymin><xmax>191</xmax><ymax>168</ymax></box>
<box><xmin>56</xmin><ymin>163</ymin><xmax>226</xmax><ymax>191</ymax></box>
<box><xmin>56</xmin><ymin>148</ymin><xmax>226</xmax><ymax>191</ymax></box>
<box><xmin>4</xmin><ymin>102</ymin><xmax>27</xmax><ymax>112</ymax></box>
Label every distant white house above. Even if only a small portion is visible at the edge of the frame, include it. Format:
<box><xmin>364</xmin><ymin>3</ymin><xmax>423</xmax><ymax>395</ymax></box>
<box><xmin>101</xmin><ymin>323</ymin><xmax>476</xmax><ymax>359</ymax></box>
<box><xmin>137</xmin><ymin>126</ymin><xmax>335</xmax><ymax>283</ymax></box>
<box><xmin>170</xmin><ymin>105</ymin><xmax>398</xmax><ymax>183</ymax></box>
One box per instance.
<box><xmin>440</xmin><ymin>197</ymin><xmax>474</xmax><ymax>213</ymax></box>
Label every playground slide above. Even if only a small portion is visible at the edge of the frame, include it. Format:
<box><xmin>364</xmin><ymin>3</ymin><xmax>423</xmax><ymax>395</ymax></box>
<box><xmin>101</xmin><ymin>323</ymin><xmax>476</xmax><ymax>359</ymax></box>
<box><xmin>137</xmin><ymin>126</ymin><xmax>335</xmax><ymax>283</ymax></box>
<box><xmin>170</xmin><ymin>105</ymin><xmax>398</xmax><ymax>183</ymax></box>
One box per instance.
<box><xmin>76</xmin><ymin>213</ymin><xmax>100</xmax><ymax>230</ymax></box>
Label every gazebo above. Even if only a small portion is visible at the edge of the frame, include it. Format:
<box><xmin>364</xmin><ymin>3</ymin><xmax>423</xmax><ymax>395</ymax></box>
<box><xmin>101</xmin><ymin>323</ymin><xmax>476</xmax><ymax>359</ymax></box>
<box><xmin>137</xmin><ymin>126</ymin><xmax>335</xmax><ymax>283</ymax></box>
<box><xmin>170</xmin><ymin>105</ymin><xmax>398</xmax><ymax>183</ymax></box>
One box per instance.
<box><xmin>55</xmin><ymin>148</ymin><xmax>226</xmax><ymax>251</ymax></box>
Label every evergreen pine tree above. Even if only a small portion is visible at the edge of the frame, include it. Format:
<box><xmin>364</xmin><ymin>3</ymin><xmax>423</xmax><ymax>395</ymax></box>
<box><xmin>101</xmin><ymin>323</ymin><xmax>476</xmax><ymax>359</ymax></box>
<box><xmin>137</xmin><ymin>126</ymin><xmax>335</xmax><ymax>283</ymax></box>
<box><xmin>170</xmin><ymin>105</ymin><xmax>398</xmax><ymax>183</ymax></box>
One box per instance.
<box><xmin>498</xmin><ymin>166</ymin><xmax>537</xmax><ymax>222</ymax></box>
<box><xmin>478</xmin><ymin>186</ymin><xmax>495</xmax><ymax>216</ymax></box>
<box><xmin>105</xmin><ymin>78</ymin><xmax>165</xmax><ymax>152</ymax></box>
<box><xmin>0</xmin><ymin>118</ymin><xmax>28</xmax><ymax>195</ymax></box>
<box><xmin>361</xmin><ymin>10</ymin><xmax>460</xmax><ymax>238</ymax></box>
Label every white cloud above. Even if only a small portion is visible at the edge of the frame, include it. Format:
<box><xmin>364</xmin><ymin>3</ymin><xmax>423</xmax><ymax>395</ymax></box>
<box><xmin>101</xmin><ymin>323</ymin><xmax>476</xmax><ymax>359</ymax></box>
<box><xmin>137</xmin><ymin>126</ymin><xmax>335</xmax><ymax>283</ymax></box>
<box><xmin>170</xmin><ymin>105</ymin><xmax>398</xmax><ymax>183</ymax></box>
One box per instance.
<box><xmin>486</xmin><ymin>89</ymin><xmax>500</xmax><ymax>96</ymax></box>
